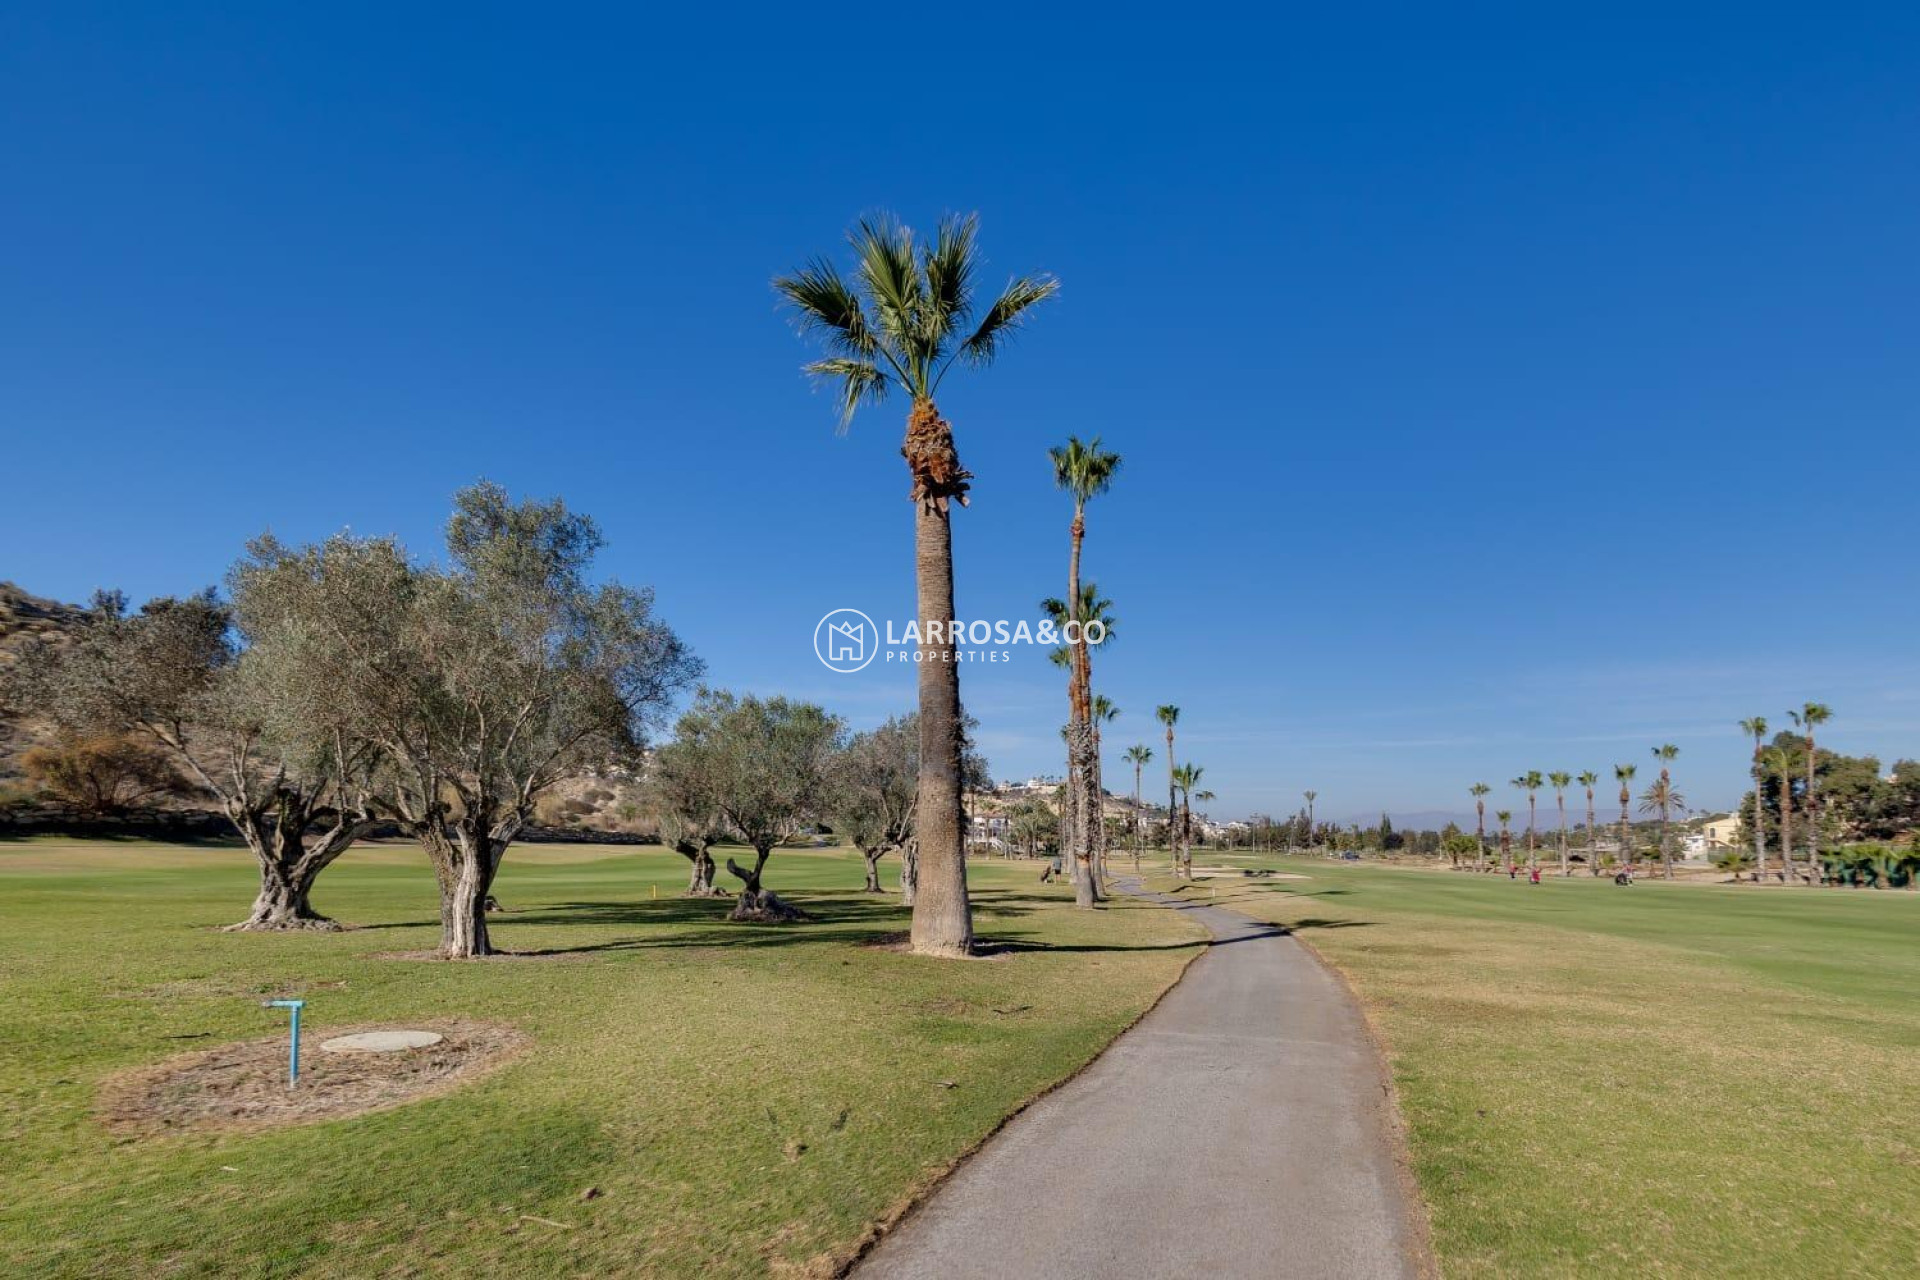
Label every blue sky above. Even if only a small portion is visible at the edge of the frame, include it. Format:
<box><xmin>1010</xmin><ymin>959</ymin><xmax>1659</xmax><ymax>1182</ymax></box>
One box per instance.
<box><xmin>4</xmin><ymin>5</ymin><xmax>1917</xmax><ymax>822</ymax></box>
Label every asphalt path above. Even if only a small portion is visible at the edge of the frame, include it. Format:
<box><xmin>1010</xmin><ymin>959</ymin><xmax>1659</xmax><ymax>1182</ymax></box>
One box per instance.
<box><xmin>854</xmin><ymin>879</ymin><xmax>1430</xmax><ymax>1279</ymax></box>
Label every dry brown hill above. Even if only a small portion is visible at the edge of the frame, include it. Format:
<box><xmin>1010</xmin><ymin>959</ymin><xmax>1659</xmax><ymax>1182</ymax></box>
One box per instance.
<box><xmin>0</xmin><ymin>582</ymin><xmax>89</xmax><ymax>782</ymax></box>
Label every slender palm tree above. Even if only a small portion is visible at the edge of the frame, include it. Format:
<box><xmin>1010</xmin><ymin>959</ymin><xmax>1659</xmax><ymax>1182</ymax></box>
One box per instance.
<box><xmin>1091</xmin><ymin>694</ymin><xmax>1121</xmax><ymax>885</ymax></box>
<box><xmin>1760</xmin><ymin>744</ymin><xmax>1795</xmax><ymax>879</ymax></box>
<box><xmin>1124</xmin><ymin>744</ymin><xmax>1153</xmax><ymax>870</ymax></box>
<box><xmin>778</xmin><ymin>214</ymin><xmax>1056</xmax><ymax>956</ymax></box>
<box><xmin>1737</xmin><ymin>717</ymin><xmax>1769</xmax><ymax>883</ymax></box>
<box><xmin>1171</xmin><ymin>763</ymin><xmax>1205</xmax><ymax>877</ymax></box>
<box><xmin>1303</xmin><ymin>790</ymin><xmax>1317</xmax><ymax>850</ymax></box>
<box><xmin>1576</xmin><ymin>771</ymin><xmax>1600</xmax><ymax>876</ymax></box>
<box><xmin>1513</xmin><ymin>772</ymin><xmax>1544</xmax><ymax>869</ymax></box>
<box><xmin>1469</xmin><ymin>783</ymin><xmax>1491</xmax><ymax>871</ymax></box>
<box><xmin>1650</xmin><ymin>744</ymin><xmax>1680</xmax><ymax>879</ymax></box>
<box><xmin>1495</xmin><ymin>810</ymin><xmax>1513</xmax><ymax>869</ymax></box>
<box><xmin>1049</xmin><ymin>437</ymin><xmax>1122</xmax><ymax>902</ymax></box>
<box><xmin>1041</xmin><ymin>586</ymin><xmax>1115</xmax><ymax>905</ymax></box>
<box><xmin>1790</xmin><ymin>703</ymin><xmax>1832</xmax><ymax>883</ymax></box>
<box><xmin>1614</xmin><ymin>764</ymin><xmax>1637</xmax><ymax>870</ymax></box>
<box><xmin>1156</xmin><ymin>705</ymin><xmax>1181</xmax><ymax>874</ymax></box>
<box><xmin>1548</xmin><ymin>771</ymin><xmax>1572</xmax><ymax>876</ymax></box>
<box><xmin>1638</xmin><ymin>774</ymin><xmax>1688</xmax><ymax>878</ymax></box>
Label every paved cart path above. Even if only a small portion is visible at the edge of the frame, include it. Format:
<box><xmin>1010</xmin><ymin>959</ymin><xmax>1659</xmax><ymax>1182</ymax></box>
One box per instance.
<box><xmin>854</xmin><ymin>880</ymin><xmax>1430</xmax><ymax>1280</ymax></box>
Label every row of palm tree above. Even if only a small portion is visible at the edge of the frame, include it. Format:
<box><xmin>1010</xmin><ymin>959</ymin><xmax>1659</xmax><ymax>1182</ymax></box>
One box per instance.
<box><xmin>1467</xmin><ymin>745</ymin><xmax>1685</xmax><ymax>877</ymax></box>
<box><xmin>1465</xmin><ymin>706</ymin><xmax>1842</xmax><ymax>886</ymax></box>
<box><xmin>1737</xmin><ymin>702</ymin><xmax>1833</xmax><ymax>884</ymax></box>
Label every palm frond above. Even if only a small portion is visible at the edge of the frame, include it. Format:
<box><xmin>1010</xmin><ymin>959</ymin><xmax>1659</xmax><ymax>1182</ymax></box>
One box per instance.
<box><xmin>1049</xmin><ymin>434</ymin><xmax>1123</xmax><ymax>504</ymax></box>
<box><xmin>953</xmin><ymin>273</ymin><xmax>1058</xmax><ymax>373</ymax></box>
<box><xmin>774</xmin><ymin>260</ymin><xmax>878</xmax><ymax>360</ymax></box>
<box><xmin>803</xmin><ymin>358</ymin><xmax>891</xmax><ymax>432</ymax></box>
<box><xmin>919</xmin><ymin>213</ymin><xmax>977</xmax><ymax>350</ymax></box>
<box><xmin>851</xmin><ymin>216</ymin><xmax>928</xmax><ymax>382</ymax></box>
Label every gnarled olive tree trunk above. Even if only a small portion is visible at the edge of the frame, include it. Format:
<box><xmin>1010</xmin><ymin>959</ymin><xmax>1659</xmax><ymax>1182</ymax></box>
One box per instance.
<box><xmin>225</xmin><ymin>793</ymin><xmax>373</xmax><ymax>932</ymax></box>
<box><xmin>419</xmin><ymin>814</ymin><xmax>515</xmax><ymax>958</ymax></box>
<box><xmin>858</xmin><ymin>845</ymin><xmax>890</xmax><ymax>893</ymax></box>
<box><xmin>725</xmin><ymin>847</ymin><xmax>810</xmax><ymax>922</ymax></box>
<box><xmin>672</xmin><ymin>838</ymin><xmax>722</xmax><ymax>896</ymax></box>
<box><xmin>899</xmin><ymin>835</ymin><xmax>919</xmax><ymax>905</ymax></box>
<box><xmin>905</xmin><ymin>400</ymin><xmax>973</xmax><ymax>956</ymax></box>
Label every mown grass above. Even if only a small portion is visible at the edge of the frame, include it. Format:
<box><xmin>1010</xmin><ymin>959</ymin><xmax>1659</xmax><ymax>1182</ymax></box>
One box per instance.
<box><xmin>0</xmin><ymin>839</ymin><xmax>1203</xmax><ymax>1277</ymax></box>
<box><xmin>1149</xmin><ymin>855</ymin><xmax>1920</xmax><ymax>1279</ymax></box>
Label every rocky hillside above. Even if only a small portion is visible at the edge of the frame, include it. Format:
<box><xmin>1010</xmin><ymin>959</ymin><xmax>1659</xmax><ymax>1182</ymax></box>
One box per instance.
<box><xmin>0</xmin><ymin>582</ymin><xmax>89</xmax><ymax>783</ymax></box>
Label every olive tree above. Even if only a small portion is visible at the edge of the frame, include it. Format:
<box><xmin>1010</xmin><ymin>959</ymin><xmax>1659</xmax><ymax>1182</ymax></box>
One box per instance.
<box><xmin>832</xmin><ymin>714</ymin><xmax>918</xmax><ymax>893</ymax></box>
<box><xmin>646</xmin><ymin>735</ymin><xmax>730</xmax><ymax>896</ymax></box>
<box><xmin>332</xmin><ymin>483</ymin><xmax>700</xmax><ymax>957</ymax></box>
<box><xmin>5</xmin><ymin>587</ymin><xmax>381</xmax><ymax>929</ymax></box>
<box><xmin>666</xmin><ymin>689</ymin><xmax>842</xmax><ymax>922</ymax></box>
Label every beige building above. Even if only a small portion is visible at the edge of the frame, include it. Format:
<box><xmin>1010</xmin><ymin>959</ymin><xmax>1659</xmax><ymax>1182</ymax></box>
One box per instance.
<box><xmin>1700</xmin><ymin>814</ymin><xmax>1742</xmax><ymax>848</ymax></box>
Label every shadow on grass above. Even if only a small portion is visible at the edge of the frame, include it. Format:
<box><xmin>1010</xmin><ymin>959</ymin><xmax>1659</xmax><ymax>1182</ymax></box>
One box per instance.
<box><xmin>372</xmin><ymin>886</ymin><xmax>1067</xmax><ymax>959</ymax></box>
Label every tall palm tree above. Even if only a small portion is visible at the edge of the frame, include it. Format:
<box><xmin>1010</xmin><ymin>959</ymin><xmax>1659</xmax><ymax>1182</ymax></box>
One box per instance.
<box><xmin>1495</xmin><ymin>810</ymin><xmax>1513</xmax><ymax>869</ymax></box>
<box><xmin>1738</xmin><ymin>717</ymin><xmax>1769</xmax><ymax>883</ymax></box>
<box><xmin>1548</xmin><ymin>771</ymin><xmax>1572</xmax><ymax>876</ymax></box>
<box><xmin>1760</xmin><ymin>744</ymin><xmax>1795</xmax><ymax>879</ymax></box>
<box><xmin>1638</xmin><ymin>774</ymin><xmax>1687</xmax><ymax>879</ymax></box>
<box><xmin>1041</xmin><ymin>586</ymin><xmax>1115</xmax><ymax>905</ymax></box>
<box><xmin>1650</xmin><ymin>744</ymin><xmax>1680</xmax><ymax>879</ymax></box>
<box><xmin>1576</xmin><ymin>771</ymin><xmax>1600</xmax><ymax>876</ymax></box>
<box><xmin>1469</xmin><ymin>783</ymin><xmax>1490</xmax><ymax>871</ymax></box>
<box><xmin>1156</xmin><ymin>706</ymin><xmax>1181</xmax><ymax>874</ymax></box>
<box><xmin>1172</xmin><ymin>763</ymin><xmax>1204</xmax><ymax>877</ymax></box>
<box><xmin>1303</xmin><ymin>790</ymin><xmax>1317</xmax><ymax>850</ymax></box>
<box><xmin>778</xmin><ymin>214</ymin><xmax>1056</xmax><ymax>956</ymax></box>
<box><xmin>1614</xmin><ymin>764</ymin><xmax>1637</xmax><ymax>870</ymax></box>
<box><xmin>1513</xmin><ymin>772</ymin><xmax>1544</xmax><ymax>869</ymax></box>
<box><xmin>1091</xmin><ymin>694</ymin><xmax>1121</xmax><ymax>885</ymax></box>
<box><xmin>1124</xmin><ymin>744</ymin><xmax>1153</xmax><ymax>870</ymax></box>
<box><xmin>1049</xmin><ymin>437</ymin><xmax>1122</xmax><ymax>904</ymax></box>
<box><xmin>1790</xmin><ymin>703</ymin><xmax>1832</xmax><ymax>883</ymax></box>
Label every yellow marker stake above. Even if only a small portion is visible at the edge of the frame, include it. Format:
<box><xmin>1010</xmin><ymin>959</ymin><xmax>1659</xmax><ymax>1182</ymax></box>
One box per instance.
<box><xmin>652</xmin><ymin>883</ymin><xmax>658</xmax><ymax>900</ymax></box>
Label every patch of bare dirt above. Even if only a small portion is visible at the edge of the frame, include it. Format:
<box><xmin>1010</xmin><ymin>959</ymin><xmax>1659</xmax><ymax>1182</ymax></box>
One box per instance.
<box><xmin>98</xmin><ymin>1018</ymin><xmax>528</xmax><ymax>1136</ymax></box>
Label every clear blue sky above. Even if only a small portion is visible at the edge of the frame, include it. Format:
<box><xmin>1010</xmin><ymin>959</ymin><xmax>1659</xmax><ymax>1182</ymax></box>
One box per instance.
<box><xmin>5</xmin><ymin>6</ymin><xmax>1917</xmax><ymax>823</ymax></box>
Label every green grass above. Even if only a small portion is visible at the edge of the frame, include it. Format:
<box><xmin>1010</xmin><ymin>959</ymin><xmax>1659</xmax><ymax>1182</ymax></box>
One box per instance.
<box><xmin>1153</xmin><ymin>855</ymin><xmax>1920</xmax><ymax>1279</ymax></box>
<box><xmin>0</xmin><ymin>839</ymin><xmax>1203</xmax><ymax>1277</ymax></box>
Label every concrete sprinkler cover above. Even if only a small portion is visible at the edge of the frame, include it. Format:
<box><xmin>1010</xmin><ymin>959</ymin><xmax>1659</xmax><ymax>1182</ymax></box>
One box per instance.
<box><xmin>319</xmin><ymin>1029</ymin><xmax>445</xmax><ymax>1054</ymax></box>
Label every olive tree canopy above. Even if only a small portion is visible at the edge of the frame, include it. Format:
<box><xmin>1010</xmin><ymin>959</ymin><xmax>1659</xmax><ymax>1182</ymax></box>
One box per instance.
<box><xmin>337</xmin><ymin>482</ymin><xmax>702</xmax><ymax>957</ymax></box>
<box><xmin>664</xmin><ymin>688</ymin><xmax>842</xmax><ymax>922</ymax></box>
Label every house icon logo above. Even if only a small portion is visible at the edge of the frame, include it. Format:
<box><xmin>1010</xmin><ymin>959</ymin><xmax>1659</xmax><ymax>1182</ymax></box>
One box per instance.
<box><xmin>813</xmin><ymin>608</ymin><xmax>877</xmax><ymax>673</ymax></box>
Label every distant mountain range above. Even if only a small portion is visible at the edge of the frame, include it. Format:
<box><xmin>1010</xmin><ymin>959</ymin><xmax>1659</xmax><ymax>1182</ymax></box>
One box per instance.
<box><xmin>1333</xmin><ymin>810</ymin><xmax>1478</xmax><ymax>831</ymax></box>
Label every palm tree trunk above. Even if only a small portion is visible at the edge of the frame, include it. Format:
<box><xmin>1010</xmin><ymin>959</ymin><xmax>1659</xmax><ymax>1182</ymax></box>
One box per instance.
<box><xmin>1618</xmin><ymin>795</ymin><xmax>1631</xmax><ymax>871</ymax></box>
<box><xmin>1777</xmin><ymin>776</ymin><xmax>1792</xmax><ymax>884</ymax></box>
<box><xmin>1751</xmin><ymin>746</ymin><xmax>1766</xmax><ymax>884</ymax></box>
<box><xmin>1526</xmin><ymin>796</ymin><xmax>1537</xmax><ymax>869</ymax></box>
<box><xmin>1132</xmin><ymin>761</ymin><xmax>1143</xmax><ymax>872</ymax></box>
<box><xmin>1165</xmin><ymin>729</ymin><xmax>1177</xmax><ymax>877</ymax></box>
<box><xmin>1557</xmin><ymin>796</ymin><xmax>1569</xmax><ymax>876</ymax></box>
<box><xmin>908</xmin><ymin>435</ymin><xmax>972</xmax><ymax>957</ymax></box>
<box><xmin>1805</xmin><ymin>733</ymin><xmax>1819</xmax><ymax>884</ymax></box>
<box><xmin>1476</xmin><ymin>802</ymin><xmax>1486</xmax><ymax>871</ymax></box>
<box><xmin>1585</xmin><ymin>791</ymin><xmax>1598</xmax><ymax>876</ymax></box>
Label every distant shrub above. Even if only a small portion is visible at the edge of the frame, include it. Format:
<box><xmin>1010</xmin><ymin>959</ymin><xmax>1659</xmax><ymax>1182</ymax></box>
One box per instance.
<box><xmin>21</xmin><ymin>734</ymin><xmax>182</xmax><ymax>815</ymax></box>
